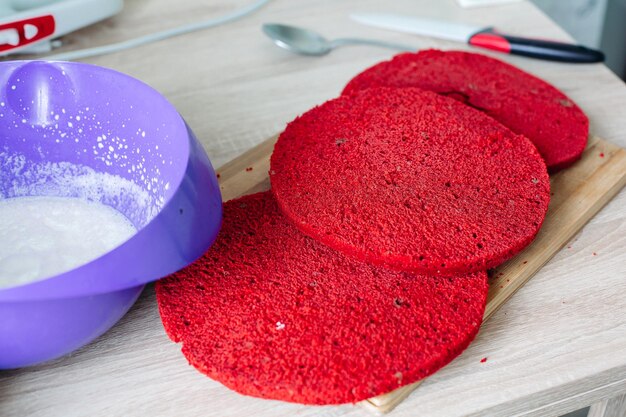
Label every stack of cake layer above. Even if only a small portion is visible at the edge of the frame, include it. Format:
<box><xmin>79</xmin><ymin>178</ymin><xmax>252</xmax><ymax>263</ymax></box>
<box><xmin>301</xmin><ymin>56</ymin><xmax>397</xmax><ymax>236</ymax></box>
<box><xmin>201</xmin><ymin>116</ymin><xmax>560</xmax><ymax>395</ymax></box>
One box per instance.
<box><xmin>156</xmin><ymin>50</ymin><xmax>587</xmax><ymax>404</ymax></box>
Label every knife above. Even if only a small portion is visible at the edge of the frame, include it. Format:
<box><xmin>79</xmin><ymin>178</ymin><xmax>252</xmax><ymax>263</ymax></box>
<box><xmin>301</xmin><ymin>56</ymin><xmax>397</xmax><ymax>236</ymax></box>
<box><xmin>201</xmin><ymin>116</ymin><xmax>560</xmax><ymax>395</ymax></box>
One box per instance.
<box><xmin>351</xmin><ymin>13</ymin><xmax>604</xmax><ymax>63</ymax></box>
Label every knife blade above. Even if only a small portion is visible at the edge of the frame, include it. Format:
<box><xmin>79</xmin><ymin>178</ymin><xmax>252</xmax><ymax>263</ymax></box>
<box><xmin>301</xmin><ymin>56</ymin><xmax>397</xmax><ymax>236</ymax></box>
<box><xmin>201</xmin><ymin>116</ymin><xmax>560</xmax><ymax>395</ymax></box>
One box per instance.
<box><xmin>351</xmin><ymin>13</ymin><xmax>489</xmax><ymax>43</ymax></box>
<box><xmin>350</xmin><ymin>13</ymin><xmax>605</xmax><ymax>63</ymax></box>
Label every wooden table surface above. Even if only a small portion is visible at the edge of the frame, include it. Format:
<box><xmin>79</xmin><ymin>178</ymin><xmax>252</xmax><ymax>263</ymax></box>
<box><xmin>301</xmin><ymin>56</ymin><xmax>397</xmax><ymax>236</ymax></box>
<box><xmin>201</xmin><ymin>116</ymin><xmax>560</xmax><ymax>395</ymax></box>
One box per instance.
<box><xmin>1</xmin><ymin>1</ymin><xmax>625</xmax><ymax>416</ymax></box>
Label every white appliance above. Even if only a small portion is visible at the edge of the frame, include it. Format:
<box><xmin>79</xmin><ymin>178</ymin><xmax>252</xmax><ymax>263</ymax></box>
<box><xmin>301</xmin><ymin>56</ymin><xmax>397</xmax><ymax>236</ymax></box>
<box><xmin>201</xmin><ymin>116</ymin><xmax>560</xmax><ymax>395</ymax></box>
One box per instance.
<box><xmin>0</xmin><ymin>0</ymin><xmax>122</xmax><ymax>56</ymax></box>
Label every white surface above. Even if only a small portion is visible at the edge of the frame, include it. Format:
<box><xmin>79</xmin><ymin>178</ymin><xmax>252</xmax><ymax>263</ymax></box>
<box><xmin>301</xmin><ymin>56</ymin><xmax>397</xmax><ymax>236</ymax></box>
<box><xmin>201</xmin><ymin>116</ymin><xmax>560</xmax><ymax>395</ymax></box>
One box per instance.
<box><xmin>588</xmin><ymin>392</ymin><xmax>626</xmax><ymax>417</ymax></box>
<box><xmin>0</xmin><ymin>196</ymin><xmax>135</xmax><ymax>288</ymax></box>
<box><xmin>0</xmin><ymin>28</ymin><xmax>19</xmax><ymax>45</ymax></box>
<box><xmin>41</xmin><ymin>0</ymin><xmax>123</xmax><ymax>37</ymax></box>
<box><xmin>532</xmin><ymin>0</ymin><xmax>608</xmax><ymax>48</ymax></box>
<box><xmin>24</xmin><ymin>23</ymin><xmax>38</xmax><ymax>39</ymax></box>
<box><xmin>0</xmin><ymin>1</ymin><xmax>624</xmax><ymax>416</ymax></box>
<box><xmin>457</xmin><ymin>0</ymin><xmax>523</xmax><ymax>7</ymax></box>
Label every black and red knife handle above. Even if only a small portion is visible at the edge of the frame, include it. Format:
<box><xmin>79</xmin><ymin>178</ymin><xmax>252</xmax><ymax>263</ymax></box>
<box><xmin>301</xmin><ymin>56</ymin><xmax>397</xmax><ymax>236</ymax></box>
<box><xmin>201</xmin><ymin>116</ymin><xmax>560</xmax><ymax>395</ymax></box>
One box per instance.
<box><xmin>468</xmin><ymin>31</ymin><xmax>605</xmax><ymax>63</ymax></box>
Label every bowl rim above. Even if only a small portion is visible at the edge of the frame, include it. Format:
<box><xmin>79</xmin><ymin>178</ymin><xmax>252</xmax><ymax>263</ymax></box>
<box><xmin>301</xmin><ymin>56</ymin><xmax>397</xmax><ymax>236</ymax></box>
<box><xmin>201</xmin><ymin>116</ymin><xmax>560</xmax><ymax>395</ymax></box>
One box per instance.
<box><xmin>0</xmin><ymin>61</ymin><xmax>207</xmax><ymax>301</ymax></box>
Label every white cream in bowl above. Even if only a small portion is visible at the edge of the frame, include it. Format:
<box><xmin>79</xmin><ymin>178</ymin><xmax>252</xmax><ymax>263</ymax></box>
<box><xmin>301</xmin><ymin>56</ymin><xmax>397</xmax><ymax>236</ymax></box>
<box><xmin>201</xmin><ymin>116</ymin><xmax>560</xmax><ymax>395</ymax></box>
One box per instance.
<box><xmin>0</xmin><ymin>196</ymin><xmax>136</xmax><ymax>289</ymax></box>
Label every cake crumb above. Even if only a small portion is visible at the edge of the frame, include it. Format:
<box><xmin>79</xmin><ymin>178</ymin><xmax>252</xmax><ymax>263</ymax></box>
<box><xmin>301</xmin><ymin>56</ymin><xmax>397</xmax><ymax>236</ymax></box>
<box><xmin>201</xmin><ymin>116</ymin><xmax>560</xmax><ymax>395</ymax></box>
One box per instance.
<box><xmin>558</xmin><ymin>99</ymin><xmax>573</xmax><ymax>107</ymax></box>
<box><xmin>599</xmin><ymin>153</ymin><xmax>605</xmax><ymax>158</ymax></box>
<box><xmin>394</xmin><ymin>297</ymin><xmax>406</xmax><ymax>308</ymax></box>
<box><xmin>245</xmin><ymin>167</ymin><xmax>253</xmax><ymax>172</ymax></box>
<box><xmin>276</xmin><ymin>321</ymin><xmax>285</xmax><ymax>331</ymax></box>
<box><xmin>480</xmin><ymin>357</ymin><xmax>487</xmax><ymax>363</ymax></box>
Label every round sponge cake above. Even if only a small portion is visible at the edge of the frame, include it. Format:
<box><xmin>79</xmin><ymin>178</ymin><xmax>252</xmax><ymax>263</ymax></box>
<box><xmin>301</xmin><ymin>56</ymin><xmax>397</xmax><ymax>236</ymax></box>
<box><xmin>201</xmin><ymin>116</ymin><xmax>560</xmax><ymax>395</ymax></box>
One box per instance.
<box><xmin>343</xmin><ymin>50</ymin><xmax>588</xmax><ymax>172</ymax></box>
<box><xmin>270</xmin><ymin>87</ymin><xmax>550</xmax><ymax>275</ymax></box>
<box><xmin>156</xmin><ymin>191</ymin><xmax>489</xmax><ymax>404</ymax></box>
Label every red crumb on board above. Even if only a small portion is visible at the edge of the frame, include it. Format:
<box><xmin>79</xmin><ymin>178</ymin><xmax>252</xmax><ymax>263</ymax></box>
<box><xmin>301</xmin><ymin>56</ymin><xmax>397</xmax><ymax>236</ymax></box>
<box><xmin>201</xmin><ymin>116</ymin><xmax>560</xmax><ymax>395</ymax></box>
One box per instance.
<box><xmin>246</xmin><ymin>167</ymin><xmax>253</xmax><ymax>172</ymax></box>
<box><xmin>480</xmin><ymin>357</ymin><xmax>487</xmax><ymax>363</ymax></box>
<box><xmin>523</xmin><ymin>261</ymin><xmax>528</xmax><ymax>264</ymax></box>
<box><xmin>600</xmin><ymin>153</ymin><xmax>605</xmax><ymax>158</ymax></box>
<box><xmin>593</xmin><ymin>252</ymin><xmax>597</xmax><ymax>256</ymax></box>
<box><xmin>216</xmin><ymin>173</ymin><xmax>221</xmax><ymax>179</ymax></box>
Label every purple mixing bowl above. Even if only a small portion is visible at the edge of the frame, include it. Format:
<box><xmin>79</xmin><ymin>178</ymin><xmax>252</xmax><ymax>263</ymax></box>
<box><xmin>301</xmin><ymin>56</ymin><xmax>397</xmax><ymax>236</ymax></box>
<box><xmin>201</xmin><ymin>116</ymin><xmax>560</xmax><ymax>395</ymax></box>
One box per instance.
<box><xmin>0</xmin><ymin>61</ymin><xmax>222</xmax><ymax>369</ymax></box>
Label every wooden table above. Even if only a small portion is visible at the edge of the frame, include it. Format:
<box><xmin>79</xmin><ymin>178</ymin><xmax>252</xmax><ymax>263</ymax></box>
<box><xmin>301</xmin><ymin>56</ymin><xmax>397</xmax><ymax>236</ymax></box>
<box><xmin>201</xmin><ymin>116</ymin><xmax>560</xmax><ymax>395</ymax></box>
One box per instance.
<box><xmin>1</xmin><ymin>1</ymin><xmax>625</xmax><ymax>416</ymax></box>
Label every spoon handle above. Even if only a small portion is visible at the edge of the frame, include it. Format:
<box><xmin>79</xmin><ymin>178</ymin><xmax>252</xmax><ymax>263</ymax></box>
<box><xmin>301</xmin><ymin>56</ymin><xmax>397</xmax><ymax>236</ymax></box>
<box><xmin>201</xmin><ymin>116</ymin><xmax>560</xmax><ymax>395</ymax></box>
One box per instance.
<box><xmin>330</xmin><ymin>37</ymin><xmax>414</xmax><ymax>52</ymax></box>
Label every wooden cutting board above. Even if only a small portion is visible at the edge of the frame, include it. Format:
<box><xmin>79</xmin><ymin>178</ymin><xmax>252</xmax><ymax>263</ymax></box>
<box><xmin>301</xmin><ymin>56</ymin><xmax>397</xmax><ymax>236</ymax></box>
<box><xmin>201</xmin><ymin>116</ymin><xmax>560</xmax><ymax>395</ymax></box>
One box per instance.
<box><xmin>215</xmin><ymin>134</ymin><xmax>626</xmax><ymax>414</ymax></box>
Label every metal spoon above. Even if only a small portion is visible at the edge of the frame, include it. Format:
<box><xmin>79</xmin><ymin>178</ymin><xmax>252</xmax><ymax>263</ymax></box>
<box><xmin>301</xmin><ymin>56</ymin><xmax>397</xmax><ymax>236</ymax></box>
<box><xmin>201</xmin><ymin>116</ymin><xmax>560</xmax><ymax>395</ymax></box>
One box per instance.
<box><xmin>262</xmin><ymin>23</ymin><xmax>414</xmax><ymax>56</ymax></box>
